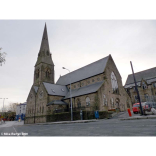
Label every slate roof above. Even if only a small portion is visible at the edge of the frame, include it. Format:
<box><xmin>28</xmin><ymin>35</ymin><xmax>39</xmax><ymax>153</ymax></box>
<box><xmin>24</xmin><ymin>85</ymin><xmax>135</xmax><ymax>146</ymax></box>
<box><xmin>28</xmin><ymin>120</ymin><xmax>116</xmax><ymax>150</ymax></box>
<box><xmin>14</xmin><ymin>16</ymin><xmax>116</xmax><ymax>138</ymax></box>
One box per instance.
<box><xmin>47</xmin><ymin>100</ymin><xmax>68</xmax><ymax>105</ymax></box>
<box><xmin>64</xmin><ymin>81</ymin><xmax>104</xmax><ymax>99</ymax></box>
<box><xmin>43</xmin><ymin>82</ymin><xmax>68</xmax><ymax>96</ymax></box>
<box><xmin>33</xmin><ymin>86</ymin><xmax>38</xmax><ymax>93</ymax></box>
<box><xmin>56</xmin><ymin>55</ymin><xmax>110</xmax><ymax>85</ymax></box>
<box><xmin>125</xmin><ymin>67</ymin><xmax>156</xmax><ymax>88</ymax></box>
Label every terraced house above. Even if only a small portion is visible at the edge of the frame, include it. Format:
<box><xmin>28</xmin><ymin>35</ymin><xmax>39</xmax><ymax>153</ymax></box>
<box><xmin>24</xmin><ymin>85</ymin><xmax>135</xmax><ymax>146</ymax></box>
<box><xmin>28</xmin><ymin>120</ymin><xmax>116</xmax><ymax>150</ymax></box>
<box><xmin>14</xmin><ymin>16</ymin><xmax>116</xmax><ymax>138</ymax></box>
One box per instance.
<box><xmin>25</xmin><ymin>24</ymin><xmax>131</xmax><ymax>124</ymax></box>
<box><xmin>125</xmin><ymin>67</ymin><xmax>156</xmax><ymax>104</ymax></box>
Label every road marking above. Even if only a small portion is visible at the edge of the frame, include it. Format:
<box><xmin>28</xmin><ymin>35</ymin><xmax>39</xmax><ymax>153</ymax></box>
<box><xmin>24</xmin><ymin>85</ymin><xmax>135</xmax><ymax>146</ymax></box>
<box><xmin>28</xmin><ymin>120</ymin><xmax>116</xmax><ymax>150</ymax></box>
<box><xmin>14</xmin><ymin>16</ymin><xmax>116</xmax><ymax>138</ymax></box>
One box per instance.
<box><xmin>13</xmin><ymin>126</ymin><xmax>20</xmax><ymax>137</ymax></box>
<box><xmin>13</xmin><ymin>126</ymin><xmax>17</xmax><ymax>133</ymax></box>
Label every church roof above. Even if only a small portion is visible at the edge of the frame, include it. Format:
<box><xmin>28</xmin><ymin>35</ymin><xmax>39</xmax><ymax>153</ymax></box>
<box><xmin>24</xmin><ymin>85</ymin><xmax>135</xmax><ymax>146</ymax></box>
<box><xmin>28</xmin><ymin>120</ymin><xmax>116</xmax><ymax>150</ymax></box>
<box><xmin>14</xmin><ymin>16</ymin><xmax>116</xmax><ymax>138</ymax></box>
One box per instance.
<box><xmin>47</xmin><ymin>100</ymin><xmax>68</xmax><ymax>105</ymax></box>
<box><xmin>125</xmin><ymin>67</ymin><xmax>156</xmax><ymax>88</ymax></box>
<box><xmin>64</xmin><ymin>81</ymin><xmax>104</xmax><ymax>99</ymax></box>
<box><xmin>43</xmin><ymin>82</ymin><xmax>68</xmax><ymax>96</ymax></box>
<box><xmin>56</xmin><ymin>55</ymin><xmax>109</xmax><ymax>85</ymax></box>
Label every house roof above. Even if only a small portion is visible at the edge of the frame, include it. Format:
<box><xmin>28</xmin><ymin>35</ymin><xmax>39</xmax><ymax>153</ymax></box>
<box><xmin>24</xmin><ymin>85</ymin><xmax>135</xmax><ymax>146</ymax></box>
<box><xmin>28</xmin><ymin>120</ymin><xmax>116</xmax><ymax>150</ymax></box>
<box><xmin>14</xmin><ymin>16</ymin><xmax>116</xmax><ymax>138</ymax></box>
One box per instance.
<box><xmin>47</xmin><ymin>100</ymin><xmax>68</xmax><ymax>105</ymax></box>
<box><xmin>56</xmin><ymin>55</ymin><xmax>110</xmax><ymax>85</ymax></box>
<box><xmin>125</xmin><ymin>67</ymin><xmax>156</xmax><ymax>88</ymax></box>
<box><xmin>64</xmin><ymin>81</ymin><xmax>104</xmax><ymax>99</ymax></box>
<box><xmin>43</xmin><ymin>82</ymin><xmax>68</xmax><ymax>96</ymax></box>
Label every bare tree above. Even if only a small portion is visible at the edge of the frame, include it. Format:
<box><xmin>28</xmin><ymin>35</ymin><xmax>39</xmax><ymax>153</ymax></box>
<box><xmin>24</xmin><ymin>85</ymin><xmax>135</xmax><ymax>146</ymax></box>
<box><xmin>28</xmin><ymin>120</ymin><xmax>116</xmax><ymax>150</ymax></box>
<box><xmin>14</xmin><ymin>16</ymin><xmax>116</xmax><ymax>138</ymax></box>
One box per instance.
<box><xmin>8</xmin><ymin>103</ymin><xmax>18</xmax><ymax>112</ymax></box>
<box><xmin>0</xmin><ymin>48</ymin><xmax>7</xmax><ymax>66</ymax></box>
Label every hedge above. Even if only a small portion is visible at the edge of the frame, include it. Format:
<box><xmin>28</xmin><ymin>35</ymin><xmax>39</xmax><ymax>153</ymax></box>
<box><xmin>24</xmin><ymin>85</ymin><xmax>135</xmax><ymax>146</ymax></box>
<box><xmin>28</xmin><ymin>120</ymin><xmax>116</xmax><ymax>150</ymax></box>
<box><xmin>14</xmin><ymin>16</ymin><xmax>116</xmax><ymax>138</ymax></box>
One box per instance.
<box><xmin>46</xmin><ymin>111</ymin><xmax>113</xmax><ymax>122</ymax></box>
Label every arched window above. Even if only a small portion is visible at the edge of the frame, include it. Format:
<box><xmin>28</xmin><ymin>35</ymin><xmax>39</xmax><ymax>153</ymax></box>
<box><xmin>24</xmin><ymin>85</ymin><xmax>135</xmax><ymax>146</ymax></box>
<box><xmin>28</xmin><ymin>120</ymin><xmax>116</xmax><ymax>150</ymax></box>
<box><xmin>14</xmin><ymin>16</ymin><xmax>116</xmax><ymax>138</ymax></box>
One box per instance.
<box><xmin>36</xmin><ymin>69</ymin><xmax>40</xmax><ymax>79</ymax></box>
<box><xmin>46</xmin><ymin>69</ymin><xmax>50</xmax><ymax>78</ymax></box>
<box><xmin>103</xmin><ymin>95</ymin><xmax>107</xmax><ymax>106</ymax></box>
<box><xmin>77</xmin><ymin>98</ymin><xmax>81</xmax><ymax>108</ymax></box>
<box><xmin>111</xmin><ymin>72</ymin><xmax>118</xmax><ymax>93</ymax></box>
<box><xmin>86</xmin><ymin>97</ymin><xmax>90</xmax><ymax>106</ymax></box>
<box><xmin>142</xmin><ymin>82</ymin><xmax>147</xmax><ymax>89</ymax></box>
<box><xmin>42</xmin><ymin>106</ymin><xmax>44</xmax><ymax>113</ymax></box>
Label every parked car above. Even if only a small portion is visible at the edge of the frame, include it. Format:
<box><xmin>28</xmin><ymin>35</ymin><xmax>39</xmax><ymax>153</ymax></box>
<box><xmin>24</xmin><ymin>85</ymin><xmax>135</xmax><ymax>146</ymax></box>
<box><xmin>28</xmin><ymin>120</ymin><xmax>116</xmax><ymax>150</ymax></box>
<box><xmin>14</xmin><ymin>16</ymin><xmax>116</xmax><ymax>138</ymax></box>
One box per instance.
<box><xmin>144</xmin><ymin>102</ymin><xmax>156</xmax><ymax>113</ymax></box>
<box><xmin>132</xmin><ymin>103</ymin><xmax>140</xmax><ymax>114</ymax></box>
<box><xmin>132</xmin><ymin>103</ymin><xmax>146</xmax><ymax>114</ymax></box>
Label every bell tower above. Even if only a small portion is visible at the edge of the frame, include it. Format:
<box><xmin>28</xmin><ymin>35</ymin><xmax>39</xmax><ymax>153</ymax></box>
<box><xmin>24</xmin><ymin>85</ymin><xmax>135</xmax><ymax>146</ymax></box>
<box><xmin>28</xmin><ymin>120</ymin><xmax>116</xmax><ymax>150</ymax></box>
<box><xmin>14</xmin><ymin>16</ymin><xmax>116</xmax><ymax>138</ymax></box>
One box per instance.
<box><xmin>34</xmin><ymin>23</ymin><xmax>54</xmax><ymax>86</ymax></box>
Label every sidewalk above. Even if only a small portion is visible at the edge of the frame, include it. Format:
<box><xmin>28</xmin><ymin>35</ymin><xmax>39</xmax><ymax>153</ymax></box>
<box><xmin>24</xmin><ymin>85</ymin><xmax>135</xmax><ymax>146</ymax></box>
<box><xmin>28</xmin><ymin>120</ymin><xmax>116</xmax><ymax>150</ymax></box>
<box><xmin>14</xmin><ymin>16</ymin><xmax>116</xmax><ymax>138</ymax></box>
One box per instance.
<box><xmin>120</xmin><ymin>115</ymin><xmax>156</xmax><ymax>120</ymax></box>
<box><xmin>24</xmin><ymin>119</ymin><xmax>98</xmax><ymax>126</ymax></box>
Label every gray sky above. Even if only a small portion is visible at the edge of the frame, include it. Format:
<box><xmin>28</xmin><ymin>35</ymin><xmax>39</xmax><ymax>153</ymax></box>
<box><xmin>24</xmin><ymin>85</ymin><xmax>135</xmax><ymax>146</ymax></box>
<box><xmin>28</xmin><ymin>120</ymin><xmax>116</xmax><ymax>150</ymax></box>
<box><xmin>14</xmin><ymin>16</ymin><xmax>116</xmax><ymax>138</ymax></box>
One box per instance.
<box><xmin>1</xmin><ymin>20</ymin><xmax>156</xmax><ymax>108</ymax></box>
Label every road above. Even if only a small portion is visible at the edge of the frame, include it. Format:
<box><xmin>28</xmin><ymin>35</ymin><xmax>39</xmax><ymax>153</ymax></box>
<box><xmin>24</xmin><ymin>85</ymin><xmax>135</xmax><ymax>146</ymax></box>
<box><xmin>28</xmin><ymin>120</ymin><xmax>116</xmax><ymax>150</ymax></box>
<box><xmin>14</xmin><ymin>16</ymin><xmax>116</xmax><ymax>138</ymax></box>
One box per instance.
<box><xmin>0</xmin><ymin>112</ymin><xmax>156</xmax><ymax>136</ymax></box>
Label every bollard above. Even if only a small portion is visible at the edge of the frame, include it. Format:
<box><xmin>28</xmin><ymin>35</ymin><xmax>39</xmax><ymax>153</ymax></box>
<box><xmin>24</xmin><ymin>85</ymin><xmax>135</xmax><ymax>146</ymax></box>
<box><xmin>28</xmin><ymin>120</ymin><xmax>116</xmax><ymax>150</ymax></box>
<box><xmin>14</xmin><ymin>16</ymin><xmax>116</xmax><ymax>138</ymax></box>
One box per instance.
<box><xmin>127</xmin><ymin>108</ymin><xmax>132</xmax><ymax>117</ymax></box>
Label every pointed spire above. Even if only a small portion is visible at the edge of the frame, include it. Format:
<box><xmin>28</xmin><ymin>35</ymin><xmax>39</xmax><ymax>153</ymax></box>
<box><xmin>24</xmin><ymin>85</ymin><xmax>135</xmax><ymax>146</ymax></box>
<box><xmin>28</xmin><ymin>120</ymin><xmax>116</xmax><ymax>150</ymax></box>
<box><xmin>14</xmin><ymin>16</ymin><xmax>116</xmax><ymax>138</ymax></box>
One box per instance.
<box><xmin>39</xmin><ymin>23</ymin><xmax>50</xmax><ymax>53</ymax></box>
<box><xmin>35</xmin><ymin>23</ymin><xmax>54</xmax><ymax>66</ymax></box>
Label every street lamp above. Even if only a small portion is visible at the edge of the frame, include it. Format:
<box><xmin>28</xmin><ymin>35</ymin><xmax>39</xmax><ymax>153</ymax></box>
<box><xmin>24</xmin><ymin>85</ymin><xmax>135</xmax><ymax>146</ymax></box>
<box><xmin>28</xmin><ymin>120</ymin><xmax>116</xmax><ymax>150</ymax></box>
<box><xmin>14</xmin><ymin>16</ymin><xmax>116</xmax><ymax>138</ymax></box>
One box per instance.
<box><xmin>0</xmin><ymin>98</ymin><xmax>8</xmax><ymax>123</ymax></box>
<box><xmin>62</xmin><ymin>67</ymin><xmax>73</xmax><ymax>121</ymax></box>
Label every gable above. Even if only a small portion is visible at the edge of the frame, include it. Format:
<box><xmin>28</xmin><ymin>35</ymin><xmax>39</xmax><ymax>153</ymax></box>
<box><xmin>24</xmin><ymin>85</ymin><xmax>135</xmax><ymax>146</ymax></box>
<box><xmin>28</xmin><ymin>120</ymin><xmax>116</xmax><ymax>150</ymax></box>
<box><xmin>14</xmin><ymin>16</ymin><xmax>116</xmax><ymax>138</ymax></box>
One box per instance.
<box><xmin>56</xmin><ymin>55</ymin><xmax>109</xmax><ymax>85</ymax></box>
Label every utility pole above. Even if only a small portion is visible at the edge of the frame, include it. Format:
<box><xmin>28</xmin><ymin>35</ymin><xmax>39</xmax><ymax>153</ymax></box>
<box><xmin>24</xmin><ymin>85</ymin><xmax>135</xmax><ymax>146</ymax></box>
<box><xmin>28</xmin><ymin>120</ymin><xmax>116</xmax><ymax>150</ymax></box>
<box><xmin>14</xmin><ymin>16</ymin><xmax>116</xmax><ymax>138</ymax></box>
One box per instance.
<box><xmin>130</xmin><ymin>61</ymin><xmax>143</xmax><ymax>115</ymax></box>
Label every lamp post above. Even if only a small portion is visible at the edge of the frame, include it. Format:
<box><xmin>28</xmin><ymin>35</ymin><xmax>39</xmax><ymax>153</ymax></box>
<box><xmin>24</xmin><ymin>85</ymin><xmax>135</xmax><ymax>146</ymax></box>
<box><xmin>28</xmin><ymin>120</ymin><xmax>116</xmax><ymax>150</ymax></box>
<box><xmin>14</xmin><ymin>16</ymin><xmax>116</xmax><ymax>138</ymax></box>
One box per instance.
<box><xmin>0</xmin><ymin>98</ymin><xmax>8</xmax><ymax>123</ymax></box>
<box><xmin>62</xmin><ymin>67</ymin><xmax>73</xmax><ymax>121</ymax></box>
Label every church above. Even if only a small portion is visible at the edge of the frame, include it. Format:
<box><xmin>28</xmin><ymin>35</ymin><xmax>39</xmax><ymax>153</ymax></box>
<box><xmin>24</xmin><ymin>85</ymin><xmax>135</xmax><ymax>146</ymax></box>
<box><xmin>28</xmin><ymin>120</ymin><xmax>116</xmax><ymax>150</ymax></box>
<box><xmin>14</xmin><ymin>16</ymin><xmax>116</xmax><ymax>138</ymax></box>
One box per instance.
<box><xmin>25</xmin><ymin>24</ymin><xmax>131</xmax><ymax>124</ymax></box>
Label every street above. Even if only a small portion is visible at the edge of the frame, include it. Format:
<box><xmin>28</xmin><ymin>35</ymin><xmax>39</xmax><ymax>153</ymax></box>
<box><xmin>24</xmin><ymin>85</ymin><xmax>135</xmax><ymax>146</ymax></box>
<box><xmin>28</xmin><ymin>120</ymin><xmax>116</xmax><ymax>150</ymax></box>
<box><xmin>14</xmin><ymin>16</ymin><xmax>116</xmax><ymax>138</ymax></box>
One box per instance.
<box><xmin>0</xmin><ymin>111</ymin><xmax>156</xmax><ymax>136</ymax></box>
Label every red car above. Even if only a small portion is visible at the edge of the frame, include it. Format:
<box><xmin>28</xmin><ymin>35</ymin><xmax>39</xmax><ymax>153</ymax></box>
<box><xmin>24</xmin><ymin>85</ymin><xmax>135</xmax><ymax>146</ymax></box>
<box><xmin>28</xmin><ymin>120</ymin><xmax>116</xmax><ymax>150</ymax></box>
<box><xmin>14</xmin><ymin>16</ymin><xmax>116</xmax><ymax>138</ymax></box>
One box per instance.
<box><xmin>132</xmin><ymin>103</ymin><xmax>141</xmax><ymax>114</ymax></box>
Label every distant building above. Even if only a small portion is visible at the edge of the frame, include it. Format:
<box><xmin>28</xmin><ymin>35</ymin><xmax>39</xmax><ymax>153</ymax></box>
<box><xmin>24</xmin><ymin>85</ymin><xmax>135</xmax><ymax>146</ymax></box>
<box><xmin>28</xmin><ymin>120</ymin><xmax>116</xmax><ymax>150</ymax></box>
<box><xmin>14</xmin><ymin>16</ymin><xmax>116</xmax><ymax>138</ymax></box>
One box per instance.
<box><xmin>125</xmin><ymin>67</ymin><xmax>156</xmax><ymax>104</ymax></box>
<box><xmin>15</xmin><ymin>102</ymin><xmax>27</xmax><ymax>120</ymax></box>
<box><xmin>25</xmin><ymin>24</ymin><xmax>131</xmax><ymax>124</ymax></box>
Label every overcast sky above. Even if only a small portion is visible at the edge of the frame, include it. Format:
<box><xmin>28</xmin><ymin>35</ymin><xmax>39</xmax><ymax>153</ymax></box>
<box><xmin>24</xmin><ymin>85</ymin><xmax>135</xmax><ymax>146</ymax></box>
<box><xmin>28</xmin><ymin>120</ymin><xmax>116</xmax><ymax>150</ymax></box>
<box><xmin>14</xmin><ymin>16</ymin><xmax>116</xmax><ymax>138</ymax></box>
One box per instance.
<box><xmin>0</xmin><ymin>20</ymin><xmax>156</xmax><ymax>108</ymax></box>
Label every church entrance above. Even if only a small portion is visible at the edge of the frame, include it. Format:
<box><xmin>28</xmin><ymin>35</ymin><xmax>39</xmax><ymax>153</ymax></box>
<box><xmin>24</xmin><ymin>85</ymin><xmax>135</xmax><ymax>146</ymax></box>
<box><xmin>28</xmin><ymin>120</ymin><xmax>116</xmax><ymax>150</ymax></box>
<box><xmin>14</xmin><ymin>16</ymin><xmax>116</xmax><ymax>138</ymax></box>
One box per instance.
<box><xmin>115</xmin><ymin>98</ymin><xmax>120</xmax><ymax>111</ymax></box>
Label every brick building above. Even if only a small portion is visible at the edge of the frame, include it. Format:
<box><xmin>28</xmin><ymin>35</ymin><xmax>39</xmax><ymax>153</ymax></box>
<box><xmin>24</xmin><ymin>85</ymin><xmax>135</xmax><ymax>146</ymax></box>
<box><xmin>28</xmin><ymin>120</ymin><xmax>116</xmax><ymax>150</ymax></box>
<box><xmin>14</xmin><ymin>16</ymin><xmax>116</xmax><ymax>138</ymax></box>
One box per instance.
<box><xmin>25</xmin><ymin>24</ymin><xmax>131</xmax><ymax>124</ymax></box>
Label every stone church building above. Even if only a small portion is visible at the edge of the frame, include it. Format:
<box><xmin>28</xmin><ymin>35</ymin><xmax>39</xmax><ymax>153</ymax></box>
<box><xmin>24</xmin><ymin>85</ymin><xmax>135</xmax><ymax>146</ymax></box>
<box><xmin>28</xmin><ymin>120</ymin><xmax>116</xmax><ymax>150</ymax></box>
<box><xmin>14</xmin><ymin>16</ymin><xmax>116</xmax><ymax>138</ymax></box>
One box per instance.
<box><xmin>25</xmin><ymin>24</ymin><xmax>131</xmax><ymax>124</ymax></box>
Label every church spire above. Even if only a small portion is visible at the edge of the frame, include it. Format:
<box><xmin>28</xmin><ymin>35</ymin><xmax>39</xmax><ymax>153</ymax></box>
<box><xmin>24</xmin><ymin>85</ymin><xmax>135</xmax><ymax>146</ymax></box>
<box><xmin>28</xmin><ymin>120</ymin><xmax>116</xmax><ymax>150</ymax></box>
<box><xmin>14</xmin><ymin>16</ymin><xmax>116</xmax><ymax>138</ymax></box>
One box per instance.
<box><xmin>39</xmin><ymin>23</ymin><xmax>50</xmax><ymax>53</ymax></box>
<box><xmin>35</xmin><ymin>23</ymin><xmax>54</xmax><ymax>66</ymax></box>
<box><xmin>34</xmin><ymin>23</ymin><xmax>55</xmax><ymax>85</ymax></box>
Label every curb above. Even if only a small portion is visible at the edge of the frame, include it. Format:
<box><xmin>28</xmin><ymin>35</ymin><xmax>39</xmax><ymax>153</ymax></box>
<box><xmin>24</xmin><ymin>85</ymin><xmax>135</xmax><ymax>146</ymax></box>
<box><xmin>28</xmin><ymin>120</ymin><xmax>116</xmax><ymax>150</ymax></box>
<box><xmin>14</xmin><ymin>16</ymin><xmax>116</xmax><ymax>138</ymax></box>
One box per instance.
<box><xmin>24</xmin><ymin>119</ymin><xmax>98</xmax><ymax>126</ymax></box>
<box><xmin>120</xmin><ymin>116</ymin><xmax>156</xmax><ymax>120</ymax></box>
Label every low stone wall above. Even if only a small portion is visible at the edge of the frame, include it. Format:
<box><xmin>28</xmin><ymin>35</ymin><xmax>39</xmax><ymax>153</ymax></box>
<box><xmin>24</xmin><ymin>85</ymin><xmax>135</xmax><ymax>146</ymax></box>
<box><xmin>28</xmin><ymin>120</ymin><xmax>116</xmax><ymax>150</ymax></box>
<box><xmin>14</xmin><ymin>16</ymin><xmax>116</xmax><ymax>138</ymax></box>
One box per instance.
<box><xmin>25</xmin><ymin>111</ymin><xmax>113</xmax><ymax>124</ymax></box>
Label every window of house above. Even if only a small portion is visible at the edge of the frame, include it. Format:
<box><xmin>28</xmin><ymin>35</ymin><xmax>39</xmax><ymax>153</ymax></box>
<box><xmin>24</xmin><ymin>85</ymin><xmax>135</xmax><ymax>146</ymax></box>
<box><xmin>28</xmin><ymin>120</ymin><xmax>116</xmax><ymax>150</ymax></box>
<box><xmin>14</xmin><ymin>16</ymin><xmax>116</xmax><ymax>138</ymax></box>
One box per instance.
<box><xmin>142</xmin><ymin>82</ymin><xmax>147</xmax><ymax>89</ymax></box>
<box><xmin>74</xmin><ymin>85</ymin><xmax>76</xmax><ymax>88</ymax></box>
<box><xmin>92</xmin><ymin>79</ymin><xmax>94</xmax><ymax>82</ymax></box>
<box><xmin>103</xmin><ymin>95</ymin><xmax>107</xmax><ymax>106</ymax></box>
<box><xmin>42</xmin><ymin>106</ymin><xmax>44</xmax><ymax>113</ymax></box>
<box><xmin>134</xmin><ymin>95</ymin><xmax>138</xmax><ymax>102</ymax></box>
<box><xmin>86</xmin><ymin>97</ymin><xmax>90</xmax><ymax>106</ymax></box>
<box><xmin>111</xmin><ymin>72</ymin><xmax>119</xmax><ymax>94</ymax></box>
<box><xmin>97</xmin><ymin>77</ymin><xmax>100</xmax><ymax>81</ymax></box>
<box><xmin>153</xmin><ymin>82</ymin><xmax>156</xmax><ymax>88</ymax></box>
<box><xmin>144</xmin><ymin>94</ymin><xmax>149</xmax><ymax>101</ymax></box>
<box><xmin>88</xmin><ymin>81</ymin><xmax>90</xmax><ymax>84</ymax></box>
<box><xmin>81</xmin><ymin>82</ymin><xmax>84</xmax><ymax>86</ymax></box>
